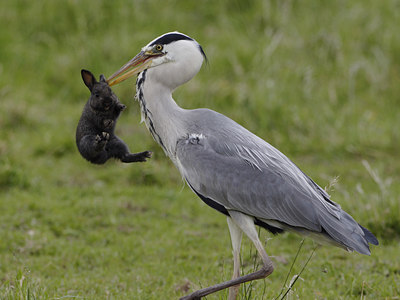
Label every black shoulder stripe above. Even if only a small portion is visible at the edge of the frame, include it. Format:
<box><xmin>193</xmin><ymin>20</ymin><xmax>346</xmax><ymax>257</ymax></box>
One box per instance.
<box><xmin>186</xmin><ymin>182</ymin><xmax>284</xmax><ymax>235</ymax></box>
<box><xmin>187</xmin><ymin>182</ymin><xmax>229</xmax><ymax>216</ymax></box>
<box><xmin>254</xmin><ymin>218</ymin><xmax>284</xmax><ymax>235</ymax></box>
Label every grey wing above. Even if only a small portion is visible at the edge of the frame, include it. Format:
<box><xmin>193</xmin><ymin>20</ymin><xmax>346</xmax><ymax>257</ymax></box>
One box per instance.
<box><xmin>176</xmin><ymin>112</ymin><xmax>375</xmax><ymax>254</ymax></box>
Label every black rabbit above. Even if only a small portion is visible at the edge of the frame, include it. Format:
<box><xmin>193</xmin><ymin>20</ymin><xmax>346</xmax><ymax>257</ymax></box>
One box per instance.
<box><xmin>76</xmin><ymin>69</ymin><xmax>151</xmax><ymax>164</ymax></box>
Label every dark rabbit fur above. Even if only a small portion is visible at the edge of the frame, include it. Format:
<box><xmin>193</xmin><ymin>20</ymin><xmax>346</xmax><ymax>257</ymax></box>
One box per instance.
<box><xmin>76</xmin><ymin>69</ymin><xmax>151</xmax><ymax>164</ymax></box>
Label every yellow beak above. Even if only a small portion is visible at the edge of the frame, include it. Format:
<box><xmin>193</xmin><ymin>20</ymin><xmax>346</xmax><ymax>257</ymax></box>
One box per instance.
<box><xmin>107</xmin><ymin>51</ymin><xmax>154</xmax><ymax>86</ymax></box>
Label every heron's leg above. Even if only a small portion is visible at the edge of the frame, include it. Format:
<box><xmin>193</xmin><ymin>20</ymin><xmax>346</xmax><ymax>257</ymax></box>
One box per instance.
<box><xmin>180</xmin><ymin>211</ymin><xmax>274</xmax><ymax>300</ymax></box>
<box><xmin>227</xmin><ymin>217</ymin><xmax>243</xmax><ymax>300</ymax></box>
<box><xmin>228</xmin><ymin>211</ymin><xmax>272</xmax><ymax>267</ymax></box>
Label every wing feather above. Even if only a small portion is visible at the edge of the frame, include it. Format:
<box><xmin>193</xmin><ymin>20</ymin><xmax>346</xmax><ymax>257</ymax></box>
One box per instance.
<box><xmin>175</xmin><ymin>109</ymin><xmax>375</xmax><ymax>254</ymax></box>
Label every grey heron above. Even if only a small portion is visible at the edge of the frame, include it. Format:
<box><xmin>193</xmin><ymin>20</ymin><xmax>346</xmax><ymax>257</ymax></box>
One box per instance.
<box><xmin>107</xmin><ymin>32</ymin><xmax>378</xmax><ymax>299</ymax></box>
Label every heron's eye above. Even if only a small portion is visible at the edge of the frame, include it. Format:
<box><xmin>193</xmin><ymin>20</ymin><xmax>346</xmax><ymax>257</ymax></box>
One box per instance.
<box><xmin>155</xmin><ymin>44</ymin><xmax>163</xmax><ymax>51</ymax></box>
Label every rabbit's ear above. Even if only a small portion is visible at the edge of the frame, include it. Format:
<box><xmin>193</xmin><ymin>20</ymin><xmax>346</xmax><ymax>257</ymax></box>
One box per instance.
<box><xmin>81</xmin><ymin>69</ymin><xmax>97</xmax><ymax>91</ymax></box>
<box><xmin>99</xmin><ymin>74</ymin><xmax>107</xmax><ymax>83</ymax></box>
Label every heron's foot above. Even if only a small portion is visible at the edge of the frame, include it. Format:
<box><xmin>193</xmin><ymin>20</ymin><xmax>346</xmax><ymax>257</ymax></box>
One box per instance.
<box><xmin>179</xmin><ymin>291</ymin><xmax>202</xmax><ymax>300</ymax></box>
<box><xmin>180</xmin><ymin>263</ymin><xmax>273</xmax><ymax>300</ymax></box>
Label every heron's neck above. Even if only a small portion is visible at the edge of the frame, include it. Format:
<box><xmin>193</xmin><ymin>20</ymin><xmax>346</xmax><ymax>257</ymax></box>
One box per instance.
<box><xmin>136</xmin><ymin>70</ymin><xmax>186</xmax><ymax>158</ymax></box>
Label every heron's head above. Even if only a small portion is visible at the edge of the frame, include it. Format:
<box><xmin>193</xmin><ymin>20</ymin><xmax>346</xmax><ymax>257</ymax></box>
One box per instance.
<box><xmin>107</xmin><ymin>32</ymin><xmax>206</xmax><ymax>90</ymax></box>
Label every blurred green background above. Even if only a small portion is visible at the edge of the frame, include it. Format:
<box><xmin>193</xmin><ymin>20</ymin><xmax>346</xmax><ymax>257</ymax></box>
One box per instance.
<box><xmin>0</xmin><ymin>0</ymin><xmax>399</xmax><ymax>299</ymax></box>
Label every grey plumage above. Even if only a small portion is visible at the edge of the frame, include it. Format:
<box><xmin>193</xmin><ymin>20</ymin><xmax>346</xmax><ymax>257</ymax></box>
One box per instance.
<box><xmin>126</xmin><ymin>33</ymin><xmax>377</xmax><ymax>255</ymax></box>
<box><xmin>175</xmin><ymin>108</ymin><xmax>378</xmax><ymax>255</ymax></box>
<box><xmin>107</xmin><ymin>32</ymin><xmax>378</xmax><ymax>299</ymax></box>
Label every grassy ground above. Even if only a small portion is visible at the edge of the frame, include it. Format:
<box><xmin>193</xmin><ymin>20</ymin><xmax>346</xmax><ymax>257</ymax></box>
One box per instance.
<box><xmin>1</xmin><ymin>0</ymin><xmax>399</xmax><ymax>299</ymax></box>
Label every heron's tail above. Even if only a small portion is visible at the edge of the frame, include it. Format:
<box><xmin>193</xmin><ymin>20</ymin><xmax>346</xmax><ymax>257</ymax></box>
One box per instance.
<box><xmin>319</xmin><ymin>209</ymin><xmax>379</xmax><ymax>255</ymax></box>
<box><xmin>358</xmin><ymin>223</ymin><xmax>379</xmax><ymax>246</ymax></box>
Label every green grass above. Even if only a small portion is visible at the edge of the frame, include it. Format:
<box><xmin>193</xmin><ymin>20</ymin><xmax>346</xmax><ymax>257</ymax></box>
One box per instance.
<box><xmin>1</xmin><ymin>0</ymin><xmax>399</xmax><ymax>299</ymax></box>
